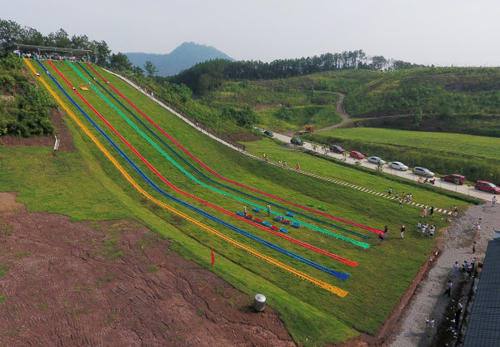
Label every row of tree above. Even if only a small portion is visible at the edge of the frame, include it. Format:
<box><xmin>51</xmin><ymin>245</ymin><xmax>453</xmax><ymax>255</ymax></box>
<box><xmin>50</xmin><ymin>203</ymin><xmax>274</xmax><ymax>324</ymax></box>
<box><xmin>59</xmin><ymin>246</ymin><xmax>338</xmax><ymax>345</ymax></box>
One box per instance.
<box><xmin>0</xmin><ymin>19</ymin><xmax>160</xmax><ymax>76</ymax></box>
<box><xmin>169</xmin><ymin>51</ymin><xmax>424</xmax><ymax>95</ymax></box>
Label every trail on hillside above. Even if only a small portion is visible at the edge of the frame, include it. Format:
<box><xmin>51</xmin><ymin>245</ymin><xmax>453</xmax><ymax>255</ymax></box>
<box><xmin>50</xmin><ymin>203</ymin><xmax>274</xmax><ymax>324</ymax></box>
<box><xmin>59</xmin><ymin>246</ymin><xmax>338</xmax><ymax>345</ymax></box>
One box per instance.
<box><xmin>316</xmin><ymin>93</ymin><xmax>350</xmax><ymax>132</ymax></box>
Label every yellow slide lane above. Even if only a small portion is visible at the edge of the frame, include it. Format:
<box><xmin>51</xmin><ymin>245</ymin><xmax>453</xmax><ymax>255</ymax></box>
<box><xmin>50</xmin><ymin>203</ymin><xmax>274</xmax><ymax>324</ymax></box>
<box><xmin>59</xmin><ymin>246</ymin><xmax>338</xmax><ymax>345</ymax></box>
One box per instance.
<box><xmin>24</xmin><ymin>58</ymin><xmax>347</xmax><ymax>298</ymax></box>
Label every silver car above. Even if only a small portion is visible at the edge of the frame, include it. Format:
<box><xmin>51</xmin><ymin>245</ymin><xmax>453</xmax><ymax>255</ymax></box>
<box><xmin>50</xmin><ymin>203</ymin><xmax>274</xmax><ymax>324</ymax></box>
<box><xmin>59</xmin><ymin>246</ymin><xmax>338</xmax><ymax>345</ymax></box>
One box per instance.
<box><xmin>367</xmin><ymin>156</ymin><xmax>386</xmax><ymax>165</ymax></box>
<box><xmin>388</xmin><ymin>161</ymin><xmax>408</xmax><ymax>171</ymax></box>
<box><xmin>413</xmin><ymin>166</ymin><xmax>435</xmax><ymax>177</ymax></box>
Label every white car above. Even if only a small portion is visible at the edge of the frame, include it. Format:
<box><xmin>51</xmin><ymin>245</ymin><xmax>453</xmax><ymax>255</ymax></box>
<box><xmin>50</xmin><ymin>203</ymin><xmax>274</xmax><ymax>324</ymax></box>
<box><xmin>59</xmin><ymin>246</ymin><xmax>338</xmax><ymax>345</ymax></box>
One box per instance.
<box><xmin>388</xmin><ymin>161</ymin><xmax>408</xmax><ymax>171</ymax></box>
<box><xmin>413</xmin><ymin>166</ymin><xmax>435</xmax><ymax>177</ymax></box>
<box><xmin>367</xmin><ymin>156</ymin><xmax>386</xmax><ymax>165</ymax></box>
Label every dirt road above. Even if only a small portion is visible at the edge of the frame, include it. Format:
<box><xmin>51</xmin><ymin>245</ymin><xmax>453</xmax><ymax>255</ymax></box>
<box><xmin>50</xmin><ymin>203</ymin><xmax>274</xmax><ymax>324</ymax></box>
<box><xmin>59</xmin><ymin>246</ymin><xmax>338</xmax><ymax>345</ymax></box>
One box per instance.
<box><xmin>389</xmin><ymin>201</ymin><xmax>500</xmax><ymax>346</ymax></box>
<box><xmin>316</xmin><ymin>93</ymin><xmax>350</xmax><ymax>131</ymax></box>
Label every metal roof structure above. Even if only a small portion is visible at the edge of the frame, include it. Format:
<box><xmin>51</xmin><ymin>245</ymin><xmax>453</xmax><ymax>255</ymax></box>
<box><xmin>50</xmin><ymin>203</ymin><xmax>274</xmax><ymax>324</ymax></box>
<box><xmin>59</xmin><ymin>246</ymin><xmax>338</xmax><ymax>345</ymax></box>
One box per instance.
<box><xmin>463</xmin><ymin>237</ymin><xmax>500</xmax><ymax>347</ymax></box>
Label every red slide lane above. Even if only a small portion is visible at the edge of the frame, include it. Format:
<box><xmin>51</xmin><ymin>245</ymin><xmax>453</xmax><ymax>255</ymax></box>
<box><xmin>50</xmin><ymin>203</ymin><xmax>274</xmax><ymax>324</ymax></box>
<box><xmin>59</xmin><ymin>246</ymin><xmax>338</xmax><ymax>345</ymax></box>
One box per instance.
<box><xmin>48</xmin><ymin>60</ymin><xmax>357</xmax><ymax>268</ymax></box>
<box><xmin>86</xmin><ymin>63</ymin><xmax>382</xmax><ymax>236</ymax></box>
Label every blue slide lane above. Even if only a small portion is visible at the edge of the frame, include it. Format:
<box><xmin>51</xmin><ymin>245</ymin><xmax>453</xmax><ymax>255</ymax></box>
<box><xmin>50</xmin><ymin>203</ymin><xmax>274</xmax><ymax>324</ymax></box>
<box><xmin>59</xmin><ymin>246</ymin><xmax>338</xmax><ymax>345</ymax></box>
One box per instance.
<box><xmin>76</xmin><ymin>62</ymin><xmax>369</xmax><ymax>240</ymax></box>
<box><xmin>36</xmin><ymin>58</ymin><xmax>350</xmax><ymax>281</ymax></box>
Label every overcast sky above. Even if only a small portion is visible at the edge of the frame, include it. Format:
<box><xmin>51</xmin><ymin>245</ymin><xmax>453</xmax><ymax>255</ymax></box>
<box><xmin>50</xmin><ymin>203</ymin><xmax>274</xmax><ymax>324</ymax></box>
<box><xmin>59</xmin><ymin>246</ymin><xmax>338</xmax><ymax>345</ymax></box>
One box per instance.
<box><xmin>4</xmin><ymin>0</ymin><xmax>500</xmax><ymax>66</ymax></box>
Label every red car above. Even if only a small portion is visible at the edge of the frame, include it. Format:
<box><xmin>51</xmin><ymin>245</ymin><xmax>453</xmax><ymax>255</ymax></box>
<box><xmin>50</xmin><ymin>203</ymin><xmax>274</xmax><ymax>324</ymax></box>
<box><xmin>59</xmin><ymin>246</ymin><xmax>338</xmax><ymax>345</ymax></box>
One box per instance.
<box><xmin>350</xmin><ymin>151</ymin><xmax>365</xmax><ymax>159</ymax></box>
<box><xmin>474</xmin><ymin>180</ymin><xmax>500</xmax><ymax>194</ymax></box>
<box><xmin>442</xmin><ymin>174</ymin><xmax>466</xmax><ymax>185</ymax></box>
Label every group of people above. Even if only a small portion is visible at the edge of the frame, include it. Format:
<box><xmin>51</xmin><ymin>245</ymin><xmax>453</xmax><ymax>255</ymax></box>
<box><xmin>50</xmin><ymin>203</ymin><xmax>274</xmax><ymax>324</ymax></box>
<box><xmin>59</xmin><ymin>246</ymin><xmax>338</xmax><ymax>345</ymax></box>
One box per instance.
<box><xmin>421</xmin><ymin>206</ymin><xmax>435</xmax><ymax>218</ymax></box>
<box><xmin>388</xmin><ymin>187</ymin><xmax>415</xmax><ymax>206</ymax></box>
<box><xmin>453</xmin><ymin>257</ymin><xmax>478</xmax><ymax>281</ymax></box>
<box><xmin>417</xmin><ymin>222</ymin><xmax>436</xmax><ymax>237</ymax></box>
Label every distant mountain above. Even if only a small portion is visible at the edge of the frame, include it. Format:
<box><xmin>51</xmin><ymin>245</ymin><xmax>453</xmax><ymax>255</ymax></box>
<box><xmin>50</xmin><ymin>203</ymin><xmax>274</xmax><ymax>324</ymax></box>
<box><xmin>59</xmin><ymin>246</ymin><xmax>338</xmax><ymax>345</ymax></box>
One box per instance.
<box><xmin>126</xmin><ymin>42</ymin><xmax>234</xmax><ymax>76</ymax></box>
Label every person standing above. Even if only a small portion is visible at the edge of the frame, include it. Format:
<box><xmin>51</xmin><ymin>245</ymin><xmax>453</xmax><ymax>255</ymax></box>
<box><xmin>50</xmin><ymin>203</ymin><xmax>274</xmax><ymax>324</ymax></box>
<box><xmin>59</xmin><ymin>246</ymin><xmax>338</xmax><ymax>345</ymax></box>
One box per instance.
<box><xmin>388</xmin><ymin>187</ymin><xmax>392</xmax><ymax>195</ymax></box>
<box><xmin>400</xmin><ymin>225</ymin><xmax>405</xmax><ymax>239</ymax></box>
<box><xmin>423</xmin><ymin>207</ymin><xmax>427</xmax><ymax>218</ymax></box>
<box><xmin>243</xmin><ymin>206</ymin><xmax>247</xmax><ymax>215</ymax></box>
<box><xmin>454</xmin><ymin>261</ymin><xmax>460</xmax><ymax>277</ymax></box>
<box><xmin>493</xmin><ymin>195</ymin><xmax>497</xmax><ymax>207</ymax></box>
<box><xmin>430</xmin><ymin>206</ymin><xmax>434</xmax><ymax>216</ymax></box>
<box><xmin>472</xmin><ymin>241</ymin><xmax>476</xmax><ymax>254</ymax></box>
<box><xmin>267</xmin><ymin>204</ymin><xmax>271</xmax><ymax>216</ymax></box>
<box><xmin>444</xmin><ymin>280</ymin><xmax>453</xmax><ymax>297</ymax></box>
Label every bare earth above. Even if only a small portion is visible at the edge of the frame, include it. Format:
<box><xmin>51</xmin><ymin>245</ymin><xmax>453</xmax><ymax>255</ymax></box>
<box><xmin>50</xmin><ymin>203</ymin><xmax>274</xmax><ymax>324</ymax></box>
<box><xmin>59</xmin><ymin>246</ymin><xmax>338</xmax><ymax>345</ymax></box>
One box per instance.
<box><xmin>0</xmin><ymin>192</ymin><xmax>294</xmax><ymax>346</ymax></box>
<box><xmin>390</xmin><ymin>201</ymin><xmax>500</xmax><ymax>347</ymax></box>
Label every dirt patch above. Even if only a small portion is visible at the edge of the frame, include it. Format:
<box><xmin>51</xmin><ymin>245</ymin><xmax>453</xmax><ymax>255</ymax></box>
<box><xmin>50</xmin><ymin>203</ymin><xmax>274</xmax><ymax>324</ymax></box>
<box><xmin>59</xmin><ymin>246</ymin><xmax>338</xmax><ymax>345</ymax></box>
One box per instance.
<box><xmin>222</xmin><ymin>131</ymin><xmax>261</xmax><ymax>144</ymax></box>
<box><xmin>0</xmin><ymin>109</ymin><xmax>73</xmax><ymax>151</ymax></box>
<box><xmin>0</xmin><ymin>192</ymin><xmax>294</xmax><ymax>346</ymax></box>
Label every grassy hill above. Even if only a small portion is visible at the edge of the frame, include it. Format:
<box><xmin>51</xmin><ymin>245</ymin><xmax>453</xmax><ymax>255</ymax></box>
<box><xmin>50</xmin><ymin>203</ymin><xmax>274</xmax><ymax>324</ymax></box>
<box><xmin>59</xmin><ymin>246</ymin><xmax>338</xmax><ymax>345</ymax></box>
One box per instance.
<box><xmin>1</xmin><ymin>57</ymin><xmax>473</xmax><ymax>345</ymax></box>
<box><xmin>343</xmin><ymin>67</ymin><xmax>500</xmax><ymax>137</ymax></box>
<box><xmin>170</xmin><ymin>65</ymin><xmax>500</xmax><ymax>137</ymax></box>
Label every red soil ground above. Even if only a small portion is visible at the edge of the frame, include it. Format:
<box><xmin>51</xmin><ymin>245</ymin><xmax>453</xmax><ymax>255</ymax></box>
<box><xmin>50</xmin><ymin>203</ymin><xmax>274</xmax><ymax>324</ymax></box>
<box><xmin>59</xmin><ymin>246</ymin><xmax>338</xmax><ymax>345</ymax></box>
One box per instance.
<box><xmin>0</xmin><ymin>192</ymin><xmax>294</xmax><ymax>346</ymax></box>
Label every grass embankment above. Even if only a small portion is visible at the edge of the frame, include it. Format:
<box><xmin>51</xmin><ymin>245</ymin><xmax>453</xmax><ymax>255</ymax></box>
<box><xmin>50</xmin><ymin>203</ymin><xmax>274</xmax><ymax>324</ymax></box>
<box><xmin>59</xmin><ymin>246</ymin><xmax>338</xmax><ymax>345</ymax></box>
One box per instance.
<box><xmin>2</xmin><ymin>59</ymin><xmax>471</xmax><ymax>344</ymax></box>
<box><xmin>305</xmin><ymin>127</ymin><xmax>500</xmax><ymax>185</ymax></box>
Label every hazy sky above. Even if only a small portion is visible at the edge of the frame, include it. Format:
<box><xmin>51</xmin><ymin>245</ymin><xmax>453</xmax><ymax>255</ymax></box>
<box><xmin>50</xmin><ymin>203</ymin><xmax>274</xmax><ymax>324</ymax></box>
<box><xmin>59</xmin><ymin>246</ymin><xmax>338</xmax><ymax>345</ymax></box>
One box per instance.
<box><xmin>4</xmin><ymin>0</ymin><xmax>500</xmax><ymax>66</ymax></box>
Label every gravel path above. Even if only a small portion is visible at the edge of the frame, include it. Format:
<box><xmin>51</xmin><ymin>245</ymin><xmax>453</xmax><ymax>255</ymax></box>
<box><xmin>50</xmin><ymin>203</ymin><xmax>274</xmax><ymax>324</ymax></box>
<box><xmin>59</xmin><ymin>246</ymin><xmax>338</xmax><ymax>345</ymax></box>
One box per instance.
<box><xmin>390</xmin><ymin>201</ymin><xmax>500</xmax><ymax>346</ymax></box>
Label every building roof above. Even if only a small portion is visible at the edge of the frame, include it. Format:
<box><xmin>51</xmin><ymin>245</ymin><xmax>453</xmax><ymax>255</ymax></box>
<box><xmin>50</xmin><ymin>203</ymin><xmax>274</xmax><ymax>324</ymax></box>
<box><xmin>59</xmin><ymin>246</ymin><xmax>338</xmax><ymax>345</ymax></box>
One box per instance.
<box><xmin>463</xmin><ymin>238</ymin><xmax>500</xmax><ymax>347</ymax></box>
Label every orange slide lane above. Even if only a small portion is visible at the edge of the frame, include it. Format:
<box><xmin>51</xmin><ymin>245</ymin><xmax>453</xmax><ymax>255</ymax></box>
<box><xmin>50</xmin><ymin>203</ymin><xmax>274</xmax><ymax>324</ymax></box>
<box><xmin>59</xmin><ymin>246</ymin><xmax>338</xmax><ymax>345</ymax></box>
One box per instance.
<box><xmin>24</xmin><ymin>58</ymin><xmax>348</xmax><ymax>298</ymax></box>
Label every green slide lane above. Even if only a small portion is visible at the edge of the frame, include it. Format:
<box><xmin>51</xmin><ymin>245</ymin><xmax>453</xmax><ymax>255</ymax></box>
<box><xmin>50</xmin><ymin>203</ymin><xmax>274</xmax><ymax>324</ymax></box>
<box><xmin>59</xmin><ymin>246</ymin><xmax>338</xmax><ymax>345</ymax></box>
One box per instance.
<box><xmin>67</xmin><ymin>59</ymin><xmax>369</xmax><ymax>249</ymax></box>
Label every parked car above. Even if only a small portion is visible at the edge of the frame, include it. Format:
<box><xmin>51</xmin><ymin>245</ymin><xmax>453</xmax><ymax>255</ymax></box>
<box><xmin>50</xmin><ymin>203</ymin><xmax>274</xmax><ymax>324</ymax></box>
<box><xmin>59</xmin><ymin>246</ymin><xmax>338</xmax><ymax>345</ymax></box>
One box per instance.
<box><xmin>367</xmin><ymin>156</ymin><xmax>386</xmax><ymax>165</ymax></box>
<box><xmin>413</xmin><ymin>167</ymin><xmax>435</xmax><ymax>177</ymax></box>
<box><xmin>350</xmin><ymin>151</ymin><xmax>365</xmax><ymax>159</ymax></box>
<box><xmin>290</xmin><ymin>137</ymin><xmax>303</xmax><ymax>146</ymax></box>
<box><xmin>388</xmin><ymin>161</ymin><xmax>408</xmax><ymax>171</ymax></box>
<box><xmin>264</xmin><ymin>130</ymin><xmax>273</xmax><ymax>137</ymax></box>
<box><xmin>442</xmin><ymin>174</ymin><xmax>466</xmax><ymax>185</ymax></box>
<box><xmin>474</xmin><ymin>180</ymin><xmax>500</xmax><ymax>194</ymax></box>
<box><xmin>329</xmin><ymin>145</ymin><xmax>345</xmax><ymax>154</ymax></box>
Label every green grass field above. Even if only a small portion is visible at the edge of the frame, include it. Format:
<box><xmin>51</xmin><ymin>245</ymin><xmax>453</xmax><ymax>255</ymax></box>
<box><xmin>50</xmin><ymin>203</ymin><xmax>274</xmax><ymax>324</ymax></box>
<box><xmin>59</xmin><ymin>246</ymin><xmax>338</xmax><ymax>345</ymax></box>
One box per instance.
<box><xmin>311</xmin><ymin>128</ymin><xmax>500</xmax><ymax>161</ymax></box>
<box><xmin>0</xmin><ymin>58</ymin><xmax>473</xmax><ymax>345</ymax></box>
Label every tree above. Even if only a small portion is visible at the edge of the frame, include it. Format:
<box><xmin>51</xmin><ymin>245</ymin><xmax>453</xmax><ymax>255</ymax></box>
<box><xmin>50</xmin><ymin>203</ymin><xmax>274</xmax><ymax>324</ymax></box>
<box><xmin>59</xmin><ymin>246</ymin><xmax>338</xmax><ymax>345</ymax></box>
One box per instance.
<box><xmin>371</xmin><ymin>56</ymin><xmax>387</xmax><ymax>70</ymax></box>
<box><xmin>0</xmin><ymin>20</ymin><xmax>22</xmax><ymax>54</ymax></box>
<box><xmin>144</xmin><ymin>61</ymin><xmax>157</xmax><ymax>77</ymax></box>
<box><xmin>110</xmin><ymin>53</ymin><xmax>132</xmax><ymax>71</ymax></box>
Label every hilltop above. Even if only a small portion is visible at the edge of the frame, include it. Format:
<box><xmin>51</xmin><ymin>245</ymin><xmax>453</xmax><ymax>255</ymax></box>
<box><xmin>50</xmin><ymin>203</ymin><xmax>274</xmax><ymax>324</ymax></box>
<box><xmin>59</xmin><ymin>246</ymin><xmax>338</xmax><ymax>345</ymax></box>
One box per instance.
<box><xmin>126</xmin><ymin>42</ymin><xmax>233</xmax><ymax>76</ymax></box>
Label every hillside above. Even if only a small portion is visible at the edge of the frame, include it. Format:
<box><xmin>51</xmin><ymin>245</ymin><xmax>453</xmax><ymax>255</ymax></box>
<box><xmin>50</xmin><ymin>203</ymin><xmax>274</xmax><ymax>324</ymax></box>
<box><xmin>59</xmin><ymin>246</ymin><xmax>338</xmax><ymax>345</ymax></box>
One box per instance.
<box><xmin>126</xmin><ymin>42</ymin><xmax>233</xmax><ymax>76</ymax></box>
<box><xmin>0</xmin><ymin>54</ymin><xmax>55</xmax><ymax>137</ymax></box>
<box><xmin>343</xmin><ymin>67</ymin><xmax>500</xmax><ymax>137</ymax></box>
<box><xmin>4</xmin><ymin>56</ymin><xmax>473</xmax><ymax>345</ymax></box>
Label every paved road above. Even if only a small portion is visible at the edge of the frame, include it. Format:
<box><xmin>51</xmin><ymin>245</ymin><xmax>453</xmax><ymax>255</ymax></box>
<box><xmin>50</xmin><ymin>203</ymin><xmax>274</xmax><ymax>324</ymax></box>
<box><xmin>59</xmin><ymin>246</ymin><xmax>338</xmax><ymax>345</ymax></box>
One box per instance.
<box><xmin>272</xmin><ymin>133</ymin><xmax>493</xmax><ymax>201</ymax></box>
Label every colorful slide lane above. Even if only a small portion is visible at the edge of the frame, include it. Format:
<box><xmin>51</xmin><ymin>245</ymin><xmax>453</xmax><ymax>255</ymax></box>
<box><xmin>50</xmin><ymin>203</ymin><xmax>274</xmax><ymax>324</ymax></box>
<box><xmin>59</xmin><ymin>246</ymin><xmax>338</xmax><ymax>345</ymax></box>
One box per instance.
<box><xmin>76</xmin><ymin>62</ymin><xmax>369</xmax><ymax>241</ymax></box>
<box><xmin>86</xmin><ymin>62</ymin><xmax>383</xmax><ymax>237</ymax></box>
<box><xmin>39</xmin><ymin>57</ymin><xmax>351</xmax><ymax>282</ymax></box>
<box><xmin>79</xmin><ymin>63</ymin><xmax>370</xmax><ymax>249</ymax></box>
<box><xmin>47</xmin><ymin>59</ymin><xmax>357</xmax><ymax>269</ymax></box>
<box><xmin>23</xmin><ymin>57</ymin><xmax>348</xmax><ymax>298</ymax></box>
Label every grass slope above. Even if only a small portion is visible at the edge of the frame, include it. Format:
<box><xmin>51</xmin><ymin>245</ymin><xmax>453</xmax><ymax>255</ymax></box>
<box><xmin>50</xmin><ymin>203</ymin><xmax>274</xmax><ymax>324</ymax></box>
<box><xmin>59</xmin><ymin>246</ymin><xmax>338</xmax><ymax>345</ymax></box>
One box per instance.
<box><xmin>3</xmin><ymin>58</ymin><xmax>472</xmax><ymax>344</ymax></box>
